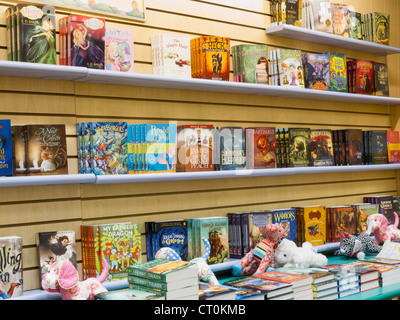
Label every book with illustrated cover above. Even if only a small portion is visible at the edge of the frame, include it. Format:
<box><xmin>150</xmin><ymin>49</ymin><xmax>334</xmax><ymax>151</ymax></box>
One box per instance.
<box><xmin>279</xmin><ymin>49</ymin><xmax>304</xmax><ymax>88</ymax></box>
<box><xmin>199</xmin><ymin>282</ymin><xmax>237</xmax><ymax>300</ymax></box>
<box><xmin>67</xmin><ymin>15</ymin><xmax>105</xmax><ymax>69</ymax></box>
<box><xmin>369</xmin><ymin>130</ymin><xmax>387</xmax><ymax>165</ymax></box>
<box><xmin>328</xmin><ymin>52</ymin><xmax>347</xmax><ymax>92</ymax></box>
<box><xmin>273</xmin><ymin>208</ymin><xmax>297</xmax><ymax>242</ymax></box>
<box><xmin>310</xmin><ymin>0</ymin><xmax>332</xmax><ymax>33</ymax></box>
<box><xmin>82</xmin><ymin>122</ymin><xmax>92</xmax><ymax>174</ymax></box>
<box><xmin>282</xmin><ymin>0</ymin><xmax>302</xmax><ymax>27</ymax></box>
<box><xmin>374</xmin><ymin>63</ymin><xmax>389</xmax><ymax>97</ymax></box>
<box><xmin>245</xmin><ymin>127</ymin><xmax>276</xmax><ymax>169</ymax></box>
<box><xmin>327</xmin><ymin>206</ymin><xmax>356</xmax><ymax>242</ymax></box>
<box><xmin>310</xmin><ymin>129</ymin><xmax>334</xmax><ymax>166</ymax></box>
<box><xmin>387</xmin><ymin>131</ymin><xmax>400</xmax><ymax>163</ymax></box>
<box><xmin>352</xmin><ymin>203</ymin><xmax>379</xmax><ymax>234</ymax></box>
<box><xmin>12</xmin><ymin>126</ymin><xmax>27</xmax><ymax>176</ymax></box>
<box><xmin>151</xmin><ymin>34</ymin><xmax>191</xmax><ymax>78</ymax></box>
<box><xmin>354</xmin><ymin>60</ymin><xmax>374</xmax><ymax>95</ymax></box>
<box><xmin>217</xmin><ymin>127</ymin><xmax>246</xmax><ymax>170</ymax></box>
<box><xmin>25</xmin><ymin>124</ymin><xmax>68</xmax><ymax>176</ymax></box>
<box><xmin>15</xmin><ymin>4</ymin><xmax>56</xmax><ymax>64</ymax></box>
<box><xmin>0</xmin><ymin>120</ymin><xmax>13</xmax><ymax>176</ymax></box>
<box><xmin>372</xmin><ymin>13</ymin><xmax>390</xmax><ymax>45</ymax></box>
<box><xmin>37</xmin><ymin>231</ymin><xmax>77</xmax><ymax>289</ymax></box>
<box><xmin>302</xmin><ymin>53</ymin><xmax>330</xmax><ymax>90</ymax></box>
<box><xmin>176</xmin><ymin>125</ymin><xmax>214</xmax><ymax>172</ymax></box>
<box><xmin>252</xmin><ymin>271</ymin><xmax>313</xmax><ymax>289</ymax></box>
<box><xmin>94</xmin><ymin>287</ymin><xmax>164</xmax><ymax>300</ymax></box>
<box><xmin>90</xmin><ymin>122</ymin><xmax>128</xmax><ymax>175</ymax></box>
<box><xmin>288</xmin><ymin>128</ymin><xmax>311</xmax><ymax>167</ymax></box>
<box><xmin>236</xmin><ymin>44</ymin><xmax>269</xmax><ymax>84</ymax></box>
<box><xmin>344</xmin><ymin>129</ymin><xmax>363</xmax><ymax>165</ymax></box>
<box><xmin>349</xmin><ymin>11</ymin><xmax>363</xmax><ymax>40</ymax></box>
<box><xmin>331</xmin><ymin>3</ymin><xmax>350</xmax><ymax>37</ymax></box>
<box><xmin>105</xmin><ymin>27</ymin><xmax>134</xmax><ymax>72</ymax></box>
<box><xmin>0</xmin><ymin>236</ymin><xmax>23</xmax><ymax>299</ymax></box>
<box><xmin>294</xmin><ymin>205</ymin><xmax>326</xmax><ymax>246</ymax></box>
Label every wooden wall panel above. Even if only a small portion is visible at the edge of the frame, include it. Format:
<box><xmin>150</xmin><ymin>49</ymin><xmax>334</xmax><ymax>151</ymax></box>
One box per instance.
<box><xmin>0</xmin><ymin>0</ymin><xmax>398</xmax><ymax>292</ymax></box>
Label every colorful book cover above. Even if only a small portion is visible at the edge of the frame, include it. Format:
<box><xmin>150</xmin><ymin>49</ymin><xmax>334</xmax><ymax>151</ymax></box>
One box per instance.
<box><xmin>68</xmin><ymin>15</ymin><xmax>105</xmax><ymax>69</ymax></box>
<box><xmin>218</xmin><ymin>127</ymin><xmax>246</xmax><ymax>170</ymax></box>
<box><xmin>176</xmin><ymin>125</ymin><xmax>214</xmax><ymax>172</ymax></box>
<box><xmin>90</xmin><ymin>122</ymin><xmax>128</xmax><ymax>175</ymax></box>
<box><xmin>349</xmin><ymin>11</ymin><xmax>363</xmax><ymax>40</ymax></box>
<box><xmin>0</xmin><ymin>236</ymin><xmax>23</xmax><ymax>299</ymax></box>
<box><xmin>152</xmin><ymin>219</ymin><xmax>188</xmax><ymax>261</ymax></box>
<box><xmin>295</xmin><ymin>206</ymin><xmax>326</xmax><ymax>246</ymax></box>
<box><xmin>353</xmin><ymin>203</ymin><xmax>379</xmax><ymax>234</ymax></box>
<box><xmin>0</xmin><ymin>120</ymin><xmax>13</xmax><ymax>176</ymax></box>
<box><xmin>377</xmin><ymin>195</ymin><xmax>395</xmax><ymax>226</ymax></box>
<box><xmin>238</xmin><ymin>44</ymin><xmax>269</xmax><ymax>84</ymax></box>
<box><xmin>199</xmin><ymin>282</ymin><xmax>237</xmax><ymax>300</ymax></box>
<box><xmin>273</xmin><ymin>209</ymin><xmax>297</xmax><ymax>241</ymax></box>
<box><xmin>344</xmin><ymin>129</ymin><xmax>363</xmax><ymax>165</ymax></box>
<box><xmin>252</xmin><ymin>271</ymin><xmax>312</xmax><ymax>286</ymax></box>
<box><xmin>245</xmin><ymin>127</ymin><xmax>276</xmax><ymax>169</ymax></box>
<box><xmin>279</xmin><ymin>49</ymin><xmax>304</xmax><ymax>88</ymax></box>
<box><xmin>82</xmin><ymin>122</ymin><xmax>92</xmax><ymax>174</ymax></box>
<box><xmin>25</xmin><ymin>124</ymin><xmax>68</xmax><ymax>176</ymax></box>
<box><xmin>328</xmin><ymin>52</ymin><xmax>347</xmax><ymax>92</ymax></box>
<box><xmin>288</xmin><ymin>128</ymin><xmax>311</xmax><ymax>167</ymax></box>
<box><xmin>328</xmin><ymin>206</ymin><xmax>356</xmax><ymax>242</ymax></box>
<box><xmin>15</xmin><ymin>4</ymin><xmax>57</xmax><ymax>64</ymax></box>
<box><xmin>12</xmin><ymin>126</ymin><xmax>27</xmax><ymax>176</ymax></box>
<box><xmin>197</xmin><ymin>217</ymin><xmax>229</xmax><ymax>265</ymax></box>
<box><xmin>354</xmin><ymin>60</ymin><xmax>374</xmax><ymax>95</ymax></box>
<box><xmin>331</xmin><ymin>3</ymin><xmax>350</xmax><ymax>37</ymax></box>
<box><xmin>105</xmin><ymin>27</ymin><xmax>134</xmax><ymax>72</ymax></box>
<box><xmin>310</xmin><ymin>129</ymin><xmax>334</xmax><ymax>166</ymax></box>
<box><xmin>374</xmin><ymin>63</ymin><xmax>389</xmax><ymax>97</ymax></box>
<box><xmin>387</xmin><ymin>131</ymin><xmax>400</xmax><ymax>163</ymax></box>
<box><xmin>302</xmin><ymin>53</ymin><xmax>330</xmax><ymax>90</ymax></box>
<box><xmin>144</xmin><ymin>123</ymin><xmax>176</xmax><ymax>173</ymax></box>
<box><xmin>37</xmin><ymin>231</ymin><xmax>77</xmax><ymax>289</ymax></box>
<box><xmin>241</xmin><ymin>211</ymin><xmax>274</xmax><ymax>255</ymax></box>
<box><xmin>372</xmin><ymin>13</ymin><xmax>390</xmax><ymax>45</ymax></box>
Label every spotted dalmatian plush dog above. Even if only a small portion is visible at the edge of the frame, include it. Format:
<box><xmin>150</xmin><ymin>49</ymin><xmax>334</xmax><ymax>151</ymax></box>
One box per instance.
<box><xmin>334</xmin><ymin>232</ymin><xmax>382</xmax><ymax>260</ymax></box>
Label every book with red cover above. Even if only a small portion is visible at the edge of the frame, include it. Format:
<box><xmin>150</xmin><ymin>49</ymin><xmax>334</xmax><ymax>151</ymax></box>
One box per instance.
<box><xmin>252</xmin><ymin>271</ymin><xmax>312</xmax><ymax>288</ymax></box>
<box><xmin>354</xmin><ymin>60</ymin><xmax>374</xmax><ymax>95</ymax></box>
<box><xmin>245</xmin><ymin>127</ymin><xmax>276</xmax><ymax>169</ymax></box>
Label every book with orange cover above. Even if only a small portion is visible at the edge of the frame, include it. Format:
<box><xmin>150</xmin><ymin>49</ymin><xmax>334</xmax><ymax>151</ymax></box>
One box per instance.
<box><xmin>252</xmin><ymin>271</ymin><xmax>312</xmax><ymax>288</ymax></box>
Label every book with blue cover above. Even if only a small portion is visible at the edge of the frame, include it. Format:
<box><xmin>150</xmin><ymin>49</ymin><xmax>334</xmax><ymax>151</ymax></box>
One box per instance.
<box><xmin>0</xmin><ymin>120</ymin><xmax>13</xmax><ymax>176</ymax></box>
<box><xmin>273</xmin><ymin>209</ymin><xmax>297</xmax><ymax>241</ymax></box>
<box><xmin>218</xmin><ymin>127</ymin><xmax>246</xmax><ymax>171</ymax></box>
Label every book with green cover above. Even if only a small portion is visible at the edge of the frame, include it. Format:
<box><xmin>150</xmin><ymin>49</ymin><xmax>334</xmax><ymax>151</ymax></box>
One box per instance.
<box><xmin>238</xmin><ymin>44</ymin><xmax>269</xmax><ymax>84</ymax></box>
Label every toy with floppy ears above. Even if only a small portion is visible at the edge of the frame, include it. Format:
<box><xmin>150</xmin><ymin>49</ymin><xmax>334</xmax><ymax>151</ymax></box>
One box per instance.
<box><xmin>41</xmin><ymin>258</ymin><xmax>108</xmax><ymax>300</ymax></box>
<box><xmin>232</xmin><ymin>223</ymin><xmax>287</xmax><ymax>276</ymax></box>
<box><xmin>333</xmin><ymin>231</ymin><xmax>382</xmax><ymax>260</ymax></box>
<box><xmin>366</xmin><ymin>212</ymin><xmax>400</xmax><ymax>245</ymax></box>
<box><xmin>155</xmin><ymin>237</ymin><xmax>220</xmax><ymax>285</ymax></box>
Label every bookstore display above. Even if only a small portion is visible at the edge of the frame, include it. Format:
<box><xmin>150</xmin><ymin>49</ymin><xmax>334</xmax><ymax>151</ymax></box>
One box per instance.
<box><xmin>1</xmin><ymin>0</ymin><xmax>400</xmax><ymax>303</ymax></box>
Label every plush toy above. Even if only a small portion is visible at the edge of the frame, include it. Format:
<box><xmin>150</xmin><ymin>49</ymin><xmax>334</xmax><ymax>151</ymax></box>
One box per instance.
<box><xmin>42</xmin><ymin>258</ymin><xmax>108</xmax><ymax>300</ymax></box>
<box><xmin>366</xmin><ymin>212</ymin><xmax>400</xmax><ymax>244</ymax></box>
<box><xmin>155</xmin><ymin>237</ymin><xmax>219</xmax><ymax>285</ymax></box>
<box><xmin>334</xmin><ymin>232</ymin><xmax>382</xmax><ymax>260</ymax></box>
<box><xmin>273</xmin><ymin>239</ymin><xmax>328</xmax><ymax>268</ymax></box>
<box><xmin>232</xmin><ymin>223</ymin><xmax>287</xmax><ymax>277</ymax></box>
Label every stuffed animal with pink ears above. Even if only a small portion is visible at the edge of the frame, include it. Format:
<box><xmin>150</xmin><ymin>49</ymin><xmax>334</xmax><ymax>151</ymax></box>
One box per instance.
<box><xmin>366</xmin><ymin>212</ymin><xmax>400</xmax><ymax>245</ymax></box>
<box><xmin>41</xmin><ymin>258</ymin><xmax>108</xmax><ymax>300</ymax></box>
<box><xmin>232</xmin><ymin>223</ymin><xmax>288</xmax><ymax>276</ymax></box>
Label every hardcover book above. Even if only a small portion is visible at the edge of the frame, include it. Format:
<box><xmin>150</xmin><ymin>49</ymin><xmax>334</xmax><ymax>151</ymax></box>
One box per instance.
<box><xmin>331</xmin><ymin>3</ymin><xmax>350</xmax><ymax>37</ymax></box>
<box><xmin>354</xmin><ymin>60</ymin><xmax>374</xmax><ymax>95</ymax></box>
<box><xmin>25</xmin><ymin>124</ymin><xmax>68</xmax><ymax>176</ymax></box>
<box><xmin>273</xmin><ymin>208</ymin><xmax>297</xmax><ymax>242</ymax></box>
<box><xmin>288</xmin><ymin>128</ymin><xmax>311</xmax><ymax>167</ymax></box>
<box><xmin>294</xmin><ymin>205</ymin><xmax>326</xmax><ymax>246</ymax></box>
<box><xmin>217</xmin><ymin>127</ymin><xmax>246</xmax><ymax>170</ymax></box>
<box><xmin>328</xmin><ymin>52</ymin><xmax>347</xmax><ymax>92</ymax></box>
<box><xmin>199</xmin><ymin>282</ymin><xmax>237</xmax><ymax>300</ymax></box>
<box><xmin>237</xmin><ymin>44</ymin><xmax>269</xmax><ymax>84</ymax></box>
<box><xmin>310</xmin><ymin>129</ymin><xmax>334</xmax><ymax>166</ymax></box>
<box><xmin>374</xmin><ymin>63</ymin><xmax>389</xmax><ymax>97</ymax></box>
<box><xmin>387</xmin><ymin>131</ymin><xmax>400</xmax><ymax>163</ymax></box>
<box><xmin>327</xmin><ymin>206</ymin><xmax>356</xmax><ymax>242</ymax></box>
<box><xmin>302</xmin><ymin>53</ymin><xmax>330</xmax><ymax>90</ymax></box>
<box><xmin>0</xmin><ymin>236</ymin><xmax>23</xmax><ymax>299</ymax></box>
<box><xmin>372</xmin><ymin>13</ymin><xmax>390</xmax><ymax>45</ymax></box>
<box><xmin>252</xmin><ymin>271</ymin><xmax>313</xmax><ymax>288</ymax></box>
<box><xmin>352</xmin><ymin>203</ymin><xmax>379</xmax><ymax>234</ymax></box>
<box><xmin>349</xmin><ymin>11</ymin><xmax>363</xmax><ymax>40</ymax></box>
<box><xmin>37</xmin><ymin>231</ymin><xmax>77</xmax><ymax>289</ymax></box>
<box><xmin>369</xmin><ymin>130</ymin><xmax>387</xmax><ymax>165</ymax></box>
<box><xmin>279</xmin><ymin>49</ymin><xmax>304</xmax><ymax>88</ymax></box>
<box><xmin>15</xmin><ymin>4</ymin><xmax>57</xmax><ymax>64</ymax></box>
<box><xmin>90</xmin><ymin>122</ymin><xmax>128</xmax><ymax>175</ymax></box>
<box><xmin>68</xmin><ymin>15</ymin><xmax>105</xmax><ymax>69</ymax></box>
<box><xmin>94</xmin><ymin>287</ymin><xmax>164</xmax><ymax>300</ymax></box>
<box><xmin>12</xmin><ymin>126</ymin><xmax>27</xmax><ymax>176</ymax></box>
<box><xmin>176</xmin><ymin>125</ymin><xmax>214</xmax><ymax>172</ymax></box>
<box><xmin>310</xmin><ymin>0</ymin><xmax>332</xmax><ymax>33</ymax></box>
<box><xmin>245</xmin><ymin>127</ymin><xmax>276</xmax><ymax>169</ymax></box>
<box><xmin>105</xmin><ymin>27</ymin><xmax>134</xmax><ymax>72</ymax></box>
<box><xmin>0</xmin><ymin>120</ymin><xmax>13</xmax><ymax>176</ymax></box>
<box><xmin>344</xmin><ymin>129</ymin><xmax>363</xmax><ymax>165</ymax></box>
<box><xmin>283</xmin><ymin>0</ymin><xmax>302</xmax><ymax>27</ymax></box>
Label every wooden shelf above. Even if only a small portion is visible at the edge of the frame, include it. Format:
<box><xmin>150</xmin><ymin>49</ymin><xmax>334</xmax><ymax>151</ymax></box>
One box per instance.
<box><xmin>0</xmin><ymin>61</ymin><xmax>399</xmax><ymax>105</ymax></box>
<box><xmin>265</xmin><ymin>24</ymin><xmax>400</xmax><ymax>56</ymax></box>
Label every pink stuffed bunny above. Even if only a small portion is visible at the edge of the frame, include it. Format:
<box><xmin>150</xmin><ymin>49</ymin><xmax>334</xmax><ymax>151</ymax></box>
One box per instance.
<box><xmin>366</xmin><ymin>212</ymin><xmax>400</xmax><ymax>244</ymax></box>
<box><xmin>42</xmin><ymin>258</ymin><xmax>108</xmax><ymax>300</ymax></box>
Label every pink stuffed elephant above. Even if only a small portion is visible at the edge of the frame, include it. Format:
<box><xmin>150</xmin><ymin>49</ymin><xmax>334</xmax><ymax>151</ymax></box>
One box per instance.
<box><xmin>367</xmin><ymin>212</ymin><xmax>400</xmax><ymax>244</ymax></box>
<box><xmin>42</xmin><ymin>258</ymin><xmax>108</xmax><ymax>300</ymax></box>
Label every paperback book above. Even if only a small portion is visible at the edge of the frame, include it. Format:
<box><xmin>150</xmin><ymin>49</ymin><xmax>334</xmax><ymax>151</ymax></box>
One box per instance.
<box><xmin>217</xmin><ymin>127</ymin><xmax>246</xmax><ymax>170</ymax></box>
<box><xmin>273</xmin><ymin>208</ymin><xmax>297</xmax><ymax>242</ymax></box>
<box><xmin>279</xmin><ymin>49</ymin><xmax>305</xmax><ymax>88</ymax></box>
<box><xmin>94</xmin><ymin>287</ymin><xmax>164</xmax><ymax>300</ymax></box>
<box><xmin>294</xmin><ymin>205</ymin><xmax>326</xmax><ymax>246</ymax></box>
<box><xmin>288</xmin><ymin>128</ymin><xmax>311</xmax><ymax>167</ymax></box>
<box><xmin>329</xmin><ymin>52</ymin><xmax>347</xmax><ymax>92</ymax></box>
<box><xmin>372</xmin><ymin>13</ymin><xmax>390</xmax><ymax>45</ymax></box>
<box><xmin>105</xmin><ymin>27</ymin><xmax>134</xmax><ymax>72</ymax></box>
<box><xmin>0</xmin><ymin>236</ymin><xmax>23</xmax><ymax>299</ymax></box>
<box><xmin>302</xmin><ymin>53</ymin><xmax>330</xmax><ymax>90</ymax></box>
<box><xmin>374</xmin><ymin>63</ymin><xmax>389</xmax><ymax>97</ymax></box>
<box><xmin>0</xmin><ymin>120</ymin><xmax>13</xmax><ymax>176</ymax></box>
<box><xmin>354</xmin><ymin>60</ymin><xmax>375</xmax><ymax>95</ymax></box>
<box><xmin>331</xmin><ymin>3</ymin><xmax>350</xmax><ymax>37</ymax></box>
<box><xmin>310</xmin><ymin>129</ymin><xmax>334</xmax><ymax>166</ymax></box>
<box><xmin>245</xmin><ymin>127</ymin><xmax>276</xmax><ymax>169</ymax></box>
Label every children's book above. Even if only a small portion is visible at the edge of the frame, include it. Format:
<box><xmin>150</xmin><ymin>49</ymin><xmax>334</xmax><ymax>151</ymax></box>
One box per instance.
<box><xmin>331</xmin><ymin>3</ymin><xmax>350</xmax><ymax>37</ymax></box>
<box><xmin>288</xmin><ymin>128</ymin><xmax>311</xmax><ymax>167</ymax></box>
<box><xmin>344</xmin><ymin>129</ymin><xmax>363</xmax><ymax>165</ymax></box>
<box><xmin>387</xmin><ymin>131</ymin><xmax>400</xmax><ymax>163</ymax></box>
<box><xmin>273</xmin><ymin>208</ymin><xmax>297</xmax><ymax>241</ymax></box>
<box><xmin>310</xmin><ymin>0</ymin><xmax>332</xmax><ymax>33</ymax></box>
<box><xmin>374</xmin><ymin>63</ymin><xmax>389</xmax><ymax>97</ymax></box>
<box><xmin>369</xmin><ymin>130</ymin><xmax>387</xmax><ymax>165</ymax></box>
<box><xmin>252</xmin><ymin>271</ymin><xmax>313</xmax><ymax>289</ymax></box>
<box><xmin>0</xmin><ymin>236</ymin><xmax>23</xmax><ymax>299</ymax></box>
<box><xmin>90</xmin><ymin>122</ymin><xmax>128</xmax><ymax>175</ymax></box>
<box><xmin>199</xmin><ymin>282</ymin><xmax>237</xmax><ymax>300</ymax></box>
<box><xmin>282</xmin><ymin>0</ymin><xmax>302</xmax><ymax>27</ymax></box>
<box><xmin>25</xmin><ymin>124</ymin><xmax>68</xmax><ymax>176</ymax></box>
<box><xmin>37</xmin><ymin>231</ymin><xmax>77</xmax><ymax>289</ymax></box>
<box><xmin>217</xmin><ymin>127</ymin><xmax>246</xmax><ymax>170</ymax></box>
<box><xmin>354</xmin><ymin>60</ymin><xmax>374</xmax><ymax>95</ymax></box>
<box><xmin>176</xmin><ymin>125</ymin><xmax>214</xmax><ymax>172</ymax></box>
<box><xmin>327</xmin><ymin>206</ymin><xmax>356</xmax><ymax>242</ymax></box>
<box><xmin>0</xmin><ymin>120</ymin><xmax>13</xmax><ymax>176</ymax></box>
<box><xmin>294</xmin><ymin>205</ymin><xmax>326</xmax><ymax>246</ymax></box>
<box><xmin>279</xmin><ymin>49</ymin><xmax>304</xmax><ymax>88</ymax></box>
<box><xmin>68</xmin><ymin>15</ymin><xmax>105</xmax><ymax>69</ymax></box>
<box><xmin>372</xmin><ymin>13</ymin><xmax>390</xmax><ymax>45</ymax></box>
<box><xmin>349</xmin><ymin>11</ymin><xmax>363</xmax><ymax>40</ymax></box>
<box><xmin>302</xmin><ymin>53</ymin><xmax>330</xmax><ymax>90</ymax></box>
<box><xmin>12</xmin><ymin>126</ymin><xmax>27</xmax><ymax>176</ymax></box>
<box><xmin>94</xmin><ymin>287</ymin><xmax>164</xmax><ymax>300</ymax></box>
<box><xmin>328</xmin><ymin>52</ymin><xmax>347</xmax><ymax>92</ymax></box>
<box><xmin>15</xmin><ymin>4</ymin><xmax>57</xmax><ymax>64</ymax></box>
<box><xmin>236</xmin><ymin>44</ymin><xmax>269</xmax><ymax>84</ymax></box>
<box><xmin>245</xmin><ymin>127</ymin><xmax>276</xmax><ymax>169</ymax></box>
<box><xmin>105</xmin><ymin>27</ymin><xmax>134</xmax><ymax>72</ymax></box>
<box><xmin>352</xmin><ymin>203</ymin><xmax>379</xmax><ymax>234</ymax></box>
<box><xmin>310</xmin><ymin>129</ymin><xmax>334</xmax><ymax>166</ymax></box>
<box><xmin>151</xmin><ymin>33</ymin><xmax>191</xmax><ymax>78</ymax></box>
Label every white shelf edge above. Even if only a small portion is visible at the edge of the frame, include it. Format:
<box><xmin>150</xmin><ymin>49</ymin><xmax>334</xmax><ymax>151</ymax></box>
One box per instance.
<box><xmin>0</xmin><ymin>174</ymin><xmax>96</xmax><ymax>188</ymax></box>
<box><xmin>0</xmin><ymin>61</ymin><xmax>399</xmax><ymax>105</ymax></box>
<box><xmin>266</xmin><ymin>24</ymin><xmax>400</xmax><ymax>56</ymax></box>
<box><xmin>94</xmin><ymin>164</ymin><xmax>400</xmax><ymax>184</ymax></box>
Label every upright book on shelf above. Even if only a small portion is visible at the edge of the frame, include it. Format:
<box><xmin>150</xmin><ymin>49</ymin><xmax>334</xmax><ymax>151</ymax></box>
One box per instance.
<box><xmin>331</xmin><ymin>3</ymin><xmax>350</xmax><ymax>37</ymax></box>
<box><xmin>105</xmin><ymin>27</ymin><xmax>134</xmax><ymax>72</ymax></box>
<box><xmin>0</xmin><ymin>236</ymin><xmax>23</xmax><ymax>299</ymax></box>
<box><xmin>288</xmin><ymin>128</ymin><xmax>311</xmax><ymax>167</ymax></box>
<box><xmin>294</xmin><ymin>205</ymin><xmax>326</xmax><ymax>246</ymax></box>
<box><xmin>354</xmin><ymin>60</ymin><xmax>375</xmax><ymax>95</ymax></box>
<box><xmin>310</xmin><ymin>129</ymin><xmax>334</xmax><ymax>166</ymax></box>
<box><xmin>0</xmin><ymin>120</ymin><xmax>13</xmax><ymax>176</ymax></box>
<box><xmin>302</xmin><ymin>53</ymin><xmax>330</xmax><ymax>90</ymax></box>
<box><xmin>328</xmin><ymin>52</ymin><xmax>347</xmax><ymax>92</ymax></box>
<box><xmin>372</xmin><ymin>13</ymin><xmax>390</xmax><ymax>45</ymax></box>
<box><xmin>373</xmin><ymin>63</ymin><xmax>389</xmax><ymax>97</ymax></box>
<box><xmin>279</xmin><ymin>49</ymin><xmax>305</xmax><ymax>88</ymax></box>
<box><xmin>245</xmin><ymin>127</ymin><xmax>276</xmax><ymax>169</ymax></box>
<box><xmin>217</xmin><ymin>127</ymin><xmax>246</xmax><ymax>170</ymax></box>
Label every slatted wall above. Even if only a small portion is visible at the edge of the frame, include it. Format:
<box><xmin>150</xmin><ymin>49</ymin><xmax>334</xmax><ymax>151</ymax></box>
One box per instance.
<box><xmin>0</xmin><ymin>0</ymin><xmax>399</xmax><ymax>291</ymax></box>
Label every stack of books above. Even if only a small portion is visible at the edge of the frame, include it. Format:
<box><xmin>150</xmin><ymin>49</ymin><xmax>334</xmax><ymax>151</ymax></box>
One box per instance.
<box><xmin>198</xmin><ymin>282</ymin><xmax>237</xmax><ymax>300</ymax></box>
<box><xmin>323</xmin><ymin>265</ymin><xmax>360</xmax><ymax>299</ymax></box>
<box><xmin>127</xmin><ymin>259</ymin><xmax>199</xmax><ymax>300</ymax></box>
<box><xmin>349</xmin><ymin>260</ymin><xmax>400</xmax><ymax>288</ymax></box>
<box><xmin>94</xmin><ymin>287</ymin><xmax>164</xmax><ymax>300</ymax></box>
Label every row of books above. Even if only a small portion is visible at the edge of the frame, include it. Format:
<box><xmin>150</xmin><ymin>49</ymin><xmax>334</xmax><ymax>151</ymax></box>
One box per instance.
<box><xmin>0</xmin><ymin>121</ymin><xmax>69</xmax><ymax>177</ymax></box>
<box><xmin>5</xmin><ymin>4</ymin><xmax>134</xmax><ymax>72</ymax></box>
<box><xmin>270</xmin><ymin>0</ymin><xmax>390</xmax><ymax>46</ymax></box>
